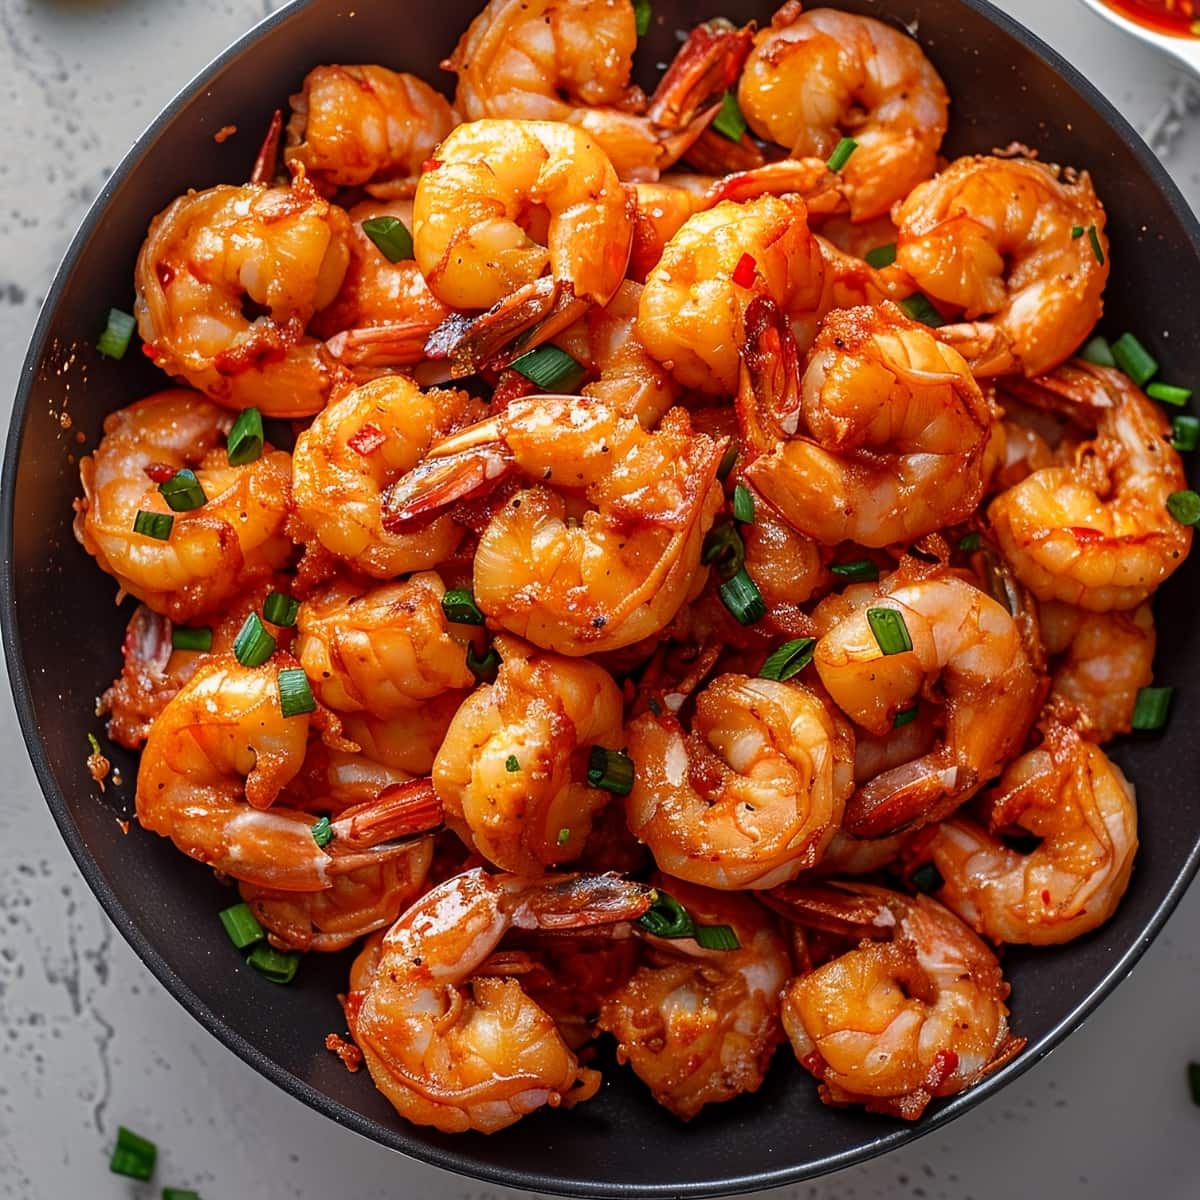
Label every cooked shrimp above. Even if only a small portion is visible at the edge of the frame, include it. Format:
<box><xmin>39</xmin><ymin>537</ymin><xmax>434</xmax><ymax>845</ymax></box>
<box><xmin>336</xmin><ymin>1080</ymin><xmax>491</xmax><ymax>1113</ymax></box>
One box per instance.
<box><xmin>284</xmin><ymin>65</ymin><xmax>455</xmax><ymax>195</ymax></box>
<box><xmin>1040</xmin><ymin>600</ymin><xmax>1155</xmax><ymax>742</ymax></box>
<box><xmin>292</xmin><ymin>376</ymin><xmax>484</xmax><ymax>578</ymax></box>
<box><xmin>412</xmin><ymin>118</ymin><xmax>633</xmax><ymax>311</ymax></box>
<box><xmin>383</xmin><ymin>394</ymin><xmax>724</xmax><ymax>656</ymax></box>
<box><xmin>923</xmin><ymin>724</ymin><xmax>1137</xmax><ymax>944</ymax></box>
<box><xmin>433</xmin><ymin>635</ymin><xmax>625</xmax><ymax>874</ymax></box>
<box><xmin>74</xmin><ymin>390</ymin><xmax>293</xmax><ymax>623</ymax></box>
<box><xmin>740</xmin><ymin>299</ymin><xmax>995</xmax><ymax>547</ymax></box>
<box><xmin>624</xmin><ymin>674</ymin><xmax>856</xmax><ymax>889</ymax></box>
<box><xmin>740</xmin><ymin>500</ymin><xmax>825</xmax><ymax>612</ymax></box>
<box><xmin>989</xmin><ymin>362</ymin><xmax>1191</xmax><ymax>610</ymax></box>
<box><xmin>347</xmin><ymin>867</ymin><xmax>653</xmax><ymax>1133</ymax></box>
<box><xmin>895</xmin><ymin>156</ymin><xmax>1110</xmax><ymax>377</ymax></box>
<box><xmin>135</xmin><ymin>656</ymin><xmax>442</xmax><ymax>888</ymax></box>
<box><xmin>738</xmin><ymin>2</ymin><xmax>949</xmax><ymax>222</ymax></box>
<box><xmin>768</xmin><ymin>881</ymin><xmax>1022</xmax><ymax>1119</ymax></box>
<box><xmin>134</xmin><ymin>179</ymin><xmax>353</xmax><ymax>416</ymax></box>
<box><xmin>339</xmin><ymin>700</ymin><xmax>468</xmax><ymax>780</ymax></box>
<box><xmin>598</xmin><ymin>879</ymin><xmax>789</xmax><ymax>1119</ymax></box>
<box><xmin>813</xmin><ymin>572</ymin><xmax>1043</xmax><ymax>836</ymax></box>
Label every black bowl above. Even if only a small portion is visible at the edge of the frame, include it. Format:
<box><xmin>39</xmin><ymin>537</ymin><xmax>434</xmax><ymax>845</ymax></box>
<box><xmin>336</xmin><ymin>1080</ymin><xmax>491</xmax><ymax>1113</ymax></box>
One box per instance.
<box><xmin>5</xmin><ymin>0</ymin><xmax>1200</xmax><ymax>1194</ymax></box>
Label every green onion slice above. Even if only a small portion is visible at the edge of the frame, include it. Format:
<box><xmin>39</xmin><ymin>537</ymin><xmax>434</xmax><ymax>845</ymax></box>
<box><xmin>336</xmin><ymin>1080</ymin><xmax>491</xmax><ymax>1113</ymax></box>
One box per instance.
<box><xmin>693</xmin><ymin>923</ymin><xmax>741</xmax><ymax>951</ymax></box>
<box><xmin>825</xmin><ymin>136</ymin><xmax>858</xmax><ymax>172</ymax></box>
<box><xmin>233</xmin><ymin>612</ymin><xmax>276</xmax><ymax>667</ymax></box>
<box><xmin>719</xmin><ymin>568</ymin><xmax>766</xmax><ymax>626</ymax></box>
<box><xmin>830</xmin><ymin>559</ymin><xmax>879</xmax><ymax>582</ymax></box>
<box><xmin>958</xmin><ymin>532</ymin><xmax>983</xmax><ymax>552</ymax></box>
<box><xmin>87</xmin><ymin>732</ymin><xmax>102</xmax><ymax>757</ymax></box>
<box><xmin>911</xmin><ymin>862</ymin><xmax>944</xmax><ymax>894</ymax></box>
<box><xmin>1088</xmin><ymin>224</ymin><xmax>1105</xmax><ymax>266</ymax></box>
<box><xmin>246</xmin><ymin>943</ymin><xmax>300</xmax><ymax>984</ymax></box>
<box><xmin>1131</xmin><ymin>685</ymin><xmax>1173</xmax><ymax>731</ymax></box>
<box><xmin>109</xmin><ymin>1126</ymin><xmax>157</xmax><ymax>1181</ymax></box>
<box><xmin>701</xmin><ymin>521</ymin><xmax>745</xmax><ymax>581</ymax></box>
<box><xmin>441</xmin><ymin>588</ymin><xmax>485</xmax><ymax>625</ymax></box>
<box><xmin>1111</xmin><ymin>332</ymin><xmax>1158</xmax><ymax>387</ymax></box>
<box><xmin>732</xmin><ymin>483</ymin><xmax>756</xmax><ymax>524</ymax></box>
<box><xmin>1171</xmin><ymin>414</ymin><xmax>1200</xmax><ymax>452</ymax></box>
<box><xmin>587</xmin><ymin>746</ymin><xmax>635</xmax><ymax>796</ymax></box>
<box><xmin>361</xmin><ymin>215</ymin><xmax>414</xmax><ymax>263</ymax></box>
<box><xmin>712</xmin><ymin>90</ymin><xmax>747</xmax><ymax>142</ymax></box>
<box><xmin>158</xmin><ymin>468</ymin><xmax>207</xmax><ymax>512</ymax></box>
<box><xmin>133</xmin><ymin>510</ymin><xmax>173</xmax><ymax>540</ymax></box>
<box><xmin>162</xmin><ymin>1190</ymin><xmax>202</xmax><ymax>1200</ymax></box>
<box><xmin>263</xmin><ymin>592</ymin><xmax>300</xmax><ymax>627</ymax></box>
<box><xmin>867</xmin><ymin>607</ymin><xmax>913</xmax><ymax>656</ymax></box>
<box><xmin>171</xmin><ymin>625</ymin><xmax>213</xmax><ymax>652</ymax></box>
<box><xmin>632</xmin><ymin>0</ymin><xmax>652</xmax><ymax>36</ymax></box>
<box><xmin>219</xmin><ymin>902</ymin><xmax>265</xmax><ymax>949</ymax></box>
<box><xmin>278</xmin><ymin>667</ymin><xmax>316</xmax><ymax>717</ymax></box>
<box><xmin>556</xmin><ymin>827</ymin><xmax>571</xmax><ymax>846</ymax></box>
<box><xmin>509</xmin><ymin>344</ymin><xmax>586</xmax><ymax>392</ymax></box>
<box><xmin>505</xmin><ymin>754</ymin><xmax>521</xmax><ymax>772</ymax></box>
<box><xmin>227</xmin><ymin>407</ymin><xmax>264</xmax><ymax>466</ymax></box>
<box><xmin>1079</xmin><ymin>335</ymin><xmax>1115</xmax><ymax>367</ymax></box>
<box><xmin>1167</xmin><ymin>490</ymin><xmax>1200</xmax><ymax>526</ymax></box>
<box><xmin>1147</xmin><ymin>381</ymin><xmax>1192</xmax><ymax>407</ymax></box>
<box><xmin>97</xmin><ymin>308</ymin><xmax>137</xmax><ymax>360</ymax></box>
<box><xmin>759</xmin><ymin>637</ymin><xmax>816</xmax><ymax>682</ymax></box>
<box><xmin>311</xmin><ymin>816</ymin><xmax>334</xmax><ymax>848</ymax></box>
<box><xmin>893</xmin><ymin>706</ymin><xmax>919</xmax><ymax>729</ymax></box>
<box><xmin>467</xmin><ymin>643</ymin><xmax>501</xmax><ymax>683</ymax></box>
<box><xmin>865</xmin><ymin>243</ymin><xmax>897</xmax><ymax>269</ymax></box>
<box><xmin>898</xmin><ymin>293</ymin><xmax>945</xmax><ymax>328</ymax></box>
<box><xmin>636</xmin><ymin>891</ymin><xmax>740</xmax><ymax>949</ymax></box>
<box><xmin>1071</xmin><ymin>225</ymin><xmax>1085</xmax><ymax>239</ymax></box>
<box><xmin>716</xmin><ymin>441</ymin><xmax>739</xmax><ymax>481</ymax></box>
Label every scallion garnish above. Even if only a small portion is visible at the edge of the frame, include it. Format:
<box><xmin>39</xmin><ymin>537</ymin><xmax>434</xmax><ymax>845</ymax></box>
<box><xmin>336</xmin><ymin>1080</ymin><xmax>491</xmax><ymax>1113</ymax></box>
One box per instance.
<box><xmin>694</xmin><ymin>923</ymin><xmax>741</xmax><ymax>951</ymax></box>
<box><xmin>219</xmin><ymin>902</ymin><xmax>265</xmax><ymax>949</ymax></box>
<box><xmin>712</xmin><ymin>90</ymin><xmax>747</xmax><ymax>142</ymax></box>
<box><xmin>825</xmin><ymin>136</ymin><xmax>858</xmax><ymax>173</ymax></box>
<box><xmin>716</xmin><ymin>441</ymin><xmax>739</xmax><ymax>481</ymax></box>
<box><xmin>587</xmin><ymin>746</ymin><xmax>635</xmax><ymax>796</ymax></box>
<box><xmin>278</xmin><ymin>667</ymin><xmax>316</xmax><ymax>717</ymax></box>
<box><xmin>361</xmin><ymin>215</ymin><xmax>414</xmax><ymax>263</ymax></box>
<box><xmin>893</xmin><ymin>706</ymin><xmax>919</xmax><ymax>729</ymax></box>
<box><xmin>1131</xmin><ymin>685</ymin><xmax>1173</xmax><ymax>731</ymax></box>
<box><xmin>109</xmin><ymin>1126</ymin><xmax>157</xmax><ymax>1180</ymax></box>
<box><xmin>958</xmin><ymin>532</ymin><xmax>983</xmax><ymax>552</ymax></box>
<box><xmin>865</xmin><ymin>243</ymin><xmax>897</xmax><ymax>269</ymax></box>
<box><xmin>701</xmin><ymin>521</ymin><xmax>745</xmax><ymax>581</ymax></box>
<box><xmin>87</xmin><ymin>732</ymin><xmax>102</xmax><ymax>757</ymax></box>
<box><xmin>171</xmin><ymin>626</ymin><xmax>213</xmax><ymax>652</ymax></box>
<box><xmin>911</xmin><ymin>862</ymin><xmax>943</xmax><ymax>894</ymax></box>
<box><xmin>509</xmin><ymin>344</ymin><xmax>586</xmax><ymax>392</ymax></box>
<box><xmin>636</xmin><ymin>891</ymin><xmax>741</xmax><ymax>949</ymax></box>
<box><xmin>759</xmin><ymin>637</ymin><xmax>816</xmax><ymax>682</ymax></box>
<box><xmin>233</xmin><ymin>611</ymin><xmax>276</xmax><ymax>667</ymax></box>
<box><xmin>732</xmin><ymin>483</ymin><xmax>756</xmax><ymax>524</ymax></box>
<box><xmin>1147</xmin><ymin>381</ymin><xmax>1192</xmax><ymax>407</ymax></box>
<box><xmin>467</xmin><ymin>643</ymin><xmax>501</xmax><ymax>683</ymax></box>
<box><xmin>866</xmin><ymin>607</ymin><xmax>913</xmax><ymax>656</ymax></box>
<box><xmin>1079</xmin><ymin>335</ymin><xmax>1116</xmax><ymax>367</ymax></box>
<box><xmin>1071</xmin><ymin>225</ymin><xmax>1085</xmax><ymax>239</ymax></box>
<box><xmin>1088</xmin><ymin>224</ymin><xmax>1105</xmax><ymax>266</ymax></box>
<box><xmin>557</xmin><ymin>827</ymin><xmax>571</xmax><ymax>846</ymax></box>
<box><xmin>227</xmin><ymin>407</ymin><xmax>264</xmax><ymax>466</ymax></box>
<box><xmin>1188</xmin><ymin>1061</ymin><xmax>1200</xmax><ymax>1107</ymax></box>
<box><xmin>263</xmin><ymin>591</ymin><xmax>300</xmax><ymax>627</ymax></box>
<box><xmin>97</xmin><ymin>308</ymin><xmax>137</xmax><ymax>360</ymax></box>
<box><xmin>1111</xmin><ymin>332</ymin><xmax>1158</xmax><ymax>387</ymax></box>
<box><xmin>830</xmin><ymin>559</ymin><xmax>879</xmax><ymax>582</ymax></box>
<box><xmin>632</xmin><ymin>0</ymin><xmax>652</xmax><ymax>36</ymax></box>
<box><xmin>898</xmin><ymin>293</ymin><xmax>945</xmax><ymax>328</ymax></box>
<box><xmin>1167</xmin><ymin>490</ymin><xmax>1200</xmax><ymax>526</ymax></box>
<box><xmin>157</xmin><ymin>468</ymin><xmax>207</xmax><ymax>512</ymax></box>
<box><xmin>441</xmin><ymin>588</ymin><xmax>485</xmax><ymax>625</ymax></box>
<box><xmin>1172</xmin><ymin>414</ymin><xmax>1200</xmax><ymax>452</ymax></box>
<box><xmin>719</xmin><ymin>568</ymin><xmax>766</xmax><ymax>625</ymax></box>
<box><xmin>505</xmin><ymin>754</ymin><xmax>521</xmax><ymax>772</ymax></box>
<box><xmin>311</xmin><ymin>816</ymin><xmax>334</xmax><ymax>848</ymax></box>
<box><xmin>162</xmin><ymin>1190</ymin><xmax>202</xmax><ymax>1200</ymax></box>
<box><xmin>246</xmin><ymin>943</ymin><xmax>300</xmax><ymax>984</ymax></box>
<box><xmin>133</xmin><ymin>510</ymin><xmax>174</xmax><ymax>540</ymax></box>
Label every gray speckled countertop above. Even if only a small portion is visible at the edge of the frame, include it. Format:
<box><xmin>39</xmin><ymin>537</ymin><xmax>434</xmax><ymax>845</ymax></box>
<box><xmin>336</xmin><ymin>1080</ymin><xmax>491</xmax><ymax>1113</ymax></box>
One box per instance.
<box><xmin>2</xmin><ymin>2</ymin><xmax>1200</xmax><ymax>1197</ymax></box>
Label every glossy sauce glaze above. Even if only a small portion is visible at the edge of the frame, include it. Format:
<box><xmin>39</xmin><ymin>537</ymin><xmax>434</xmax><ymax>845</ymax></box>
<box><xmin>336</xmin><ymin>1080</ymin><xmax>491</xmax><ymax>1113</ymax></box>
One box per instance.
<box><xmin>1101</xmin><ymin>0</ymin><xmax>1199</xmax><ymax>36</ymax></box>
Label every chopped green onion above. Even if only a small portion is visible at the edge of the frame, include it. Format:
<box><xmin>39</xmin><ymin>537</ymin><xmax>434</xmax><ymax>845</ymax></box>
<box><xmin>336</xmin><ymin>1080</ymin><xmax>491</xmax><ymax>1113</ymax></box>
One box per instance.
<box><xmin>893</xmin><ymin>706</ymin><xmax>919</xmax><ymax>729</ymax></box>
<box><xmin>1079</xmin><ymin>335</ymin><xmax>1115</xmax><ymax>367</ymax></box>
<box><xmin>505</xmin><ymin>754</ymin><xmax>521</xmax><ymax>772</ymax></box>
<box><xmin>1111</xmin><ymin>333</ymin><xmax>1158</xmax><ymax>387</ymax></box>
<box><xmin>759</xmin><ymin>637</ymin><xmax>816</xmax><ymax>682</ymax></box>
<box><xmin>278</xmin><ymin>667</ymin><xmax>316</xmax><ymax>717</ymax></box>
<box><xmin>1131</xmin><ymin>686</ymin><xmax>1173</xmax><ymax>731</ymax></box>
<box><xmin>587</xmin><ymin>746</ymin><xmax>634</xmax><ymax>796</ymax></box>
<box><xmin>361</xmin><ymin>215</ymin><xmax>414</xmax><ymax>263</ymax></box>
<box><xmin>133</xmin><ymin>510</ymin><xmax>173</xmax><ymax>540</ymax></box>
<box><xmin>557</xmin><ymin>827</ymin><xmax>571</xmax><ymax>846</ymax></box>
<box><xmin>732</xmin><ymin>483</ymin><xmax>756</xmax><ymax>524</ymax></box>
<box><xmin>1088</xmin><ymin>224</ymin><xmax>1105</xmax><ymax>266</ymax></box>
<box><xmin>866</xmin><ymin>607</ymin><xmax>913</xmax><ymax>656</ymax></box>
<box><xmin>467</xmin><ymin>642</ymin><xmax>501</xmax><ymax>683</ymax></box>
<box><xmin>830</xmin><ymin>559</ymin><xmax>879</xmax><ymax>582</ymax></box>
<box><xmin>632</xmin><ymin>0</ymin><xmax>652</xmax><ymax>35</ymax></box>
<box><xmin>87</xmin><ymin>732</ymin><xmax>102</xmax><ymax>757</ymax></box>
<box><xmin>712</xmin><ymin>90</ymin><xmax>747</xmax><ymax>142</ymax></box>
<box><xmin>1147</xmin><ymin>381</ymin><xmax>1192</xmax><ymax>407</ymax></box>
<box><xmin>233</xmin><ymin>612</ymin><xmax>276</xmax><ymax>667</ymax></box>
<box><xmin>865</xmin><ymin>243</ymin><xmax>897</xmax><ymax>269</ymax></box>
<box><xmin>701</xmin><ymin>521</ymin><xmax>745</xmax><ymax>581</ymax></box>
<box><xmin>898</xmin><ymin>293</ymin><xmax>945</xmax><ymax>328</ymax></box>
<box><xmin>716</xmin><ymin>441</ymin><xmax>739</xmax><ymax>481</ymax></box>
<box><xmin>97</xmin><ymin>308</ymin><xmax>137</xmax><ymax>360</ymax></box>
<box><xmin>157</xmin><ymin>468</ymin><xmax>207</xmax><ymax>512</ymax></box>
<box><xmin>262</xmin><ymin>591</ymin><xmax>300</xmax><ymax>628</ymax></box>
<box><xmin>219</xmin><ymin>902</ymin><xmax>265</xmax><ymax>949</ymax></box>
<box><xmin>1071</xmin><ymin>225</ymin><xmax>1085</xmax><ymax>239</ymax></box>
<box><xmin>509</xmin><ymin>344</ymin><xmax>586</xmax><ymax>392</ymax></box>
<box><xmin>719</xmin><ymin>568</ymin><xmax>766</xmax><ymax>626</ymax></box>
<box><xmin>694</xmin><ymin>923</ymin><xmax>741</xmax><ymax>951</ymax></box>
<box><xmin>1188</xmin><ymin>1061</ymin><xmax>1200</xmax><ymax>1107</ymax></box>
<box><xmin>1171</xmin><ymin>414</ymin><xmax>1200</xmax><ymax>451</ymax></box>
<box><xmin>311</xmin><ymin>816</ymin><xmax>334</xmax><ymax>848</ymax></box>
<box><xmin>162</xmin><ymin>1191</ymin><xmax>202</xmax><ymax>1200</ymax></box>
<box><xmin>958</xmin><ymin>532</ymin><xmax>983</xmax><ymax>553</ymax></box>
<box><xmin>441</xmin><ymin>588</ymin><xmax>485</xmax><ymax>625</ymax></box>
<box><xmin>109</xmin><ymin>1126</ymin><xmax>157</xmax><ymax>1181</ymax></box>
<box><xmin>637</xmin><ymin>891</ymin><xmax>694</xmax><ymax>938</ymax></box>
<box><xmin>1167</xmin><ymin>490</ymin><xmax>1200</xmax><ymax>526</ymax></box>
<box><xmin>911</xmin><ymin>862</ymin><xmax>943</xmax><ymax>894</ymax></box>
<box><xmin>227</xmin><ymin>407</ymin><xmax>264</xmax><ymax>466</ymax></box>
<box><xmin>171</xmin><ymin>625</ymin><xmax>213</xmax><ymax>652</ymax></box>
<box><xmin>246</xmin><ymin>943</ymin><xmax>300</xmax><ymax>984</ymax></box>
<box><xmin>825</xmin><ymin>137</ymin><xmax>858</xmax><ymax>173</ymax></box>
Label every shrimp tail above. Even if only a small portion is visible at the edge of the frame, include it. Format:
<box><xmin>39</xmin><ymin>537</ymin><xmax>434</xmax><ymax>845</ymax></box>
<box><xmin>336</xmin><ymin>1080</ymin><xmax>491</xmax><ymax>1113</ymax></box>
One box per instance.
<box><xmin>936</xmin><ymin>321</ymin><xmax>1019</xmax><ymax>377</ymax></box>
<box><xmin>324</xmin><ymin>322</ymin><xmax>441</xmax><ymax>367</ymax></box>
<box><xmin>647</xmin><ymin>19</ymin><xmax>755</xmax><ymax>129</ymax></box>
<box><xmin>330</xmin><ymin>778</ymin><xmax>443</xmax><ymax>851</ymax></box>
<box><xmin>737</xmin><ymin>295</ymin><xmax>804</xmax><ymax>454</ymax></box>
<box><xmin>844</xmin><ymin>758</ymin><xmax>977</xmax><ymax>839</ymax></box>
<box><xmin>382</xmin><ymin>440</ymin><xmax>516</xmax><ymax>529</ymax></box>
<box><xmin>250</xmin><ymin>108</ymin><xmax>284</xmax><ymax>185</ymax></box>
<box><xmin>763</xmin><ymin>880</ymin><xmax>899</xmax><ymax>938</ymax></box>
<box><xmin>514</xmin><ymin>873</ymin><xmax>654</xmax><ymax>931</ymax></box>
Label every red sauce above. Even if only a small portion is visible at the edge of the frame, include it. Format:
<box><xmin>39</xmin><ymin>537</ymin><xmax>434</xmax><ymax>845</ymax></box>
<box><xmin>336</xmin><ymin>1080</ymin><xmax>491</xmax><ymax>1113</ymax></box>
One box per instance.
<box><xmin>1101</xmin><ymin>0</ymin><xmax>1200</xmax><ymax>36</ymax></box>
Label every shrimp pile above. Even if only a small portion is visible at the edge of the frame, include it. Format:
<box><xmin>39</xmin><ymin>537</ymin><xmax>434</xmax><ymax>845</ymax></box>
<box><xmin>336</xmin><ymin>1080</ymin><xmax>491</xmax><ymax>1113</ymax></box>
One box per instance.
<box><xmin>77</xmin><ymin>0</ymin><xmax>1194</xmax><ymax>1139</ymax></box>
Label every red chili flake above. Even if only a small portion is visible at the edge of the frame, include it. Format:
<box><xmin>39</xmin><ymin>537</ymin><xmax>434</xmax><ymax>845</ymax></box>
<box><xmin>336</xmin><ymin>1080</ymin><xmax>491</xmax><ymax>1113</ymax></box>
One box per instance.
<box><xmin>143</xmin><ymin>462</ymin><xmax>177</xmax><ymax>483</ymax></box>
<box><xmin>421</xmin><ymin>157</ymin><xmax>442</xmax><ymax>173</ymax></box>
<box><xmin>347</xmin><ymin>423</ymin><xmax>386</xmax><ymax>457</ymax></box>
<box><xmin>1042</xmin><ymin>888</ymin><xmax>1052</xmax><ymax>906</ymax></box>
<box><xmin>324</xmin><ymin>1032</ymin><xmax>363</xmax><ymax>1073</ymax></box>
<box><xmin>927</xmin><ymin>1048</ymin><xmax>959</xmax><ymax>1089</ymax></box>
<box><xmin>213</xmin><ymin>124</ymin><xmax>237</xmax><ymax>144</ymax></box>
<box><xmin>732</xmin><ymin>252</ymin><xmax>758</xmax><ymax>288</ymax></box>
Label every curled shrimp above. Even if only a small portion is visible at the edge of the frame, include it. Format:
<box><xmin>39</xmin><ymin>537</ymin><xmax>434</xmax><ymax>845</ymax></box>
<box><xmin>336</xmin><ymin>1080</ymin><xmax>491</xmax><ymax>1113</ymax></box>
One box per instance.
<box><xmin>737</xmin><ymin>2</ymin><xmax>949</xmax><ymax>222</ymax></box>
<box><xmin>383</xmin><ymin>394</ymin><xmax>724</xmax><ymax>656</ymax></box>
<box><xmin>598</xmin><ymin>878</ymin><xmax>789</xmax><ymax>1119</ymax></box>
<box><xmin>813</xmin><ymin>571</ymin><xmax>1043</xmax><ymax>837</ymax></box>
<box><xmin>433</xmin><ymin>635</ymin><xmax>625</xmax><ymax>874</ymax></box>
<box><xmin>921</xmin><ymin>724</ymin><xmax>1137</xmax><ymax>945</ymax></box>
<box><xmin>739</xmin><ymin>298</ymin><xmax>995</xmax><ymax>547</ymax></box>
<box><xmin>74</xmin><ymin>390</ymin><xmax>293</xmax><ymax>623</ymax></box>
<box><xmin>135</xmin><ymin>656</ymin><xmax>441</xmax><ymax>888</ymax></box>
<box><xmin>767</xmin><ymin>881</ymin><xmax>1023</xmax><ymax>1119</ymax></box>
<box><xmin>134</xmin><ymin>178</ymin><xmax>352</xmax><ymax>416</ymax></box>
<box><xmin>988</xmin><ymin>361</ymin><xmax>1191</xmax><ymax>611</ymax></box>
<box><xmin>412</xmin><ymin>118</ymin><xmax>633</xmax><ymax>312</ymax></box>
<box><xmin>895</xmin><ymin>156</ymin><xmax>1110</xmax><ymax>377</ymax></box>
<box><xmin>347</xmin><ymin>867</ymin><xmax>653</xmax><ymax>1133</ymax></box>
<box><xmin>292</xmin><ymin>376</ymin><xmax>484</xmax><ymax>579</ymax></box>
<box><xmin>624</xmin><ymin>674</ymin><xmax>856</xmax><ymax>890</ymax></box>
<box><xmin>284</xmin><ymin>65</ymin><xmax>455</xmax><ymax>195</ymax></box>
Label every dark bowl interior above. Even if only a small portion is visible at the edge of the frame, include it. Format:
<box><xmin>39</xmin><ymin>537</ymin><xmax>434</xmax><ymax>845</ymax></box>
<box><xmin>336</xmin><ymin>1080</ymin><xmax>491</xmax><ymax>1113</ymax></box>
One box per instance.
<box><xmin>5</xmin><ymin>0</ymin><xmax>1200</xmax><ymax>1194</ymax></box>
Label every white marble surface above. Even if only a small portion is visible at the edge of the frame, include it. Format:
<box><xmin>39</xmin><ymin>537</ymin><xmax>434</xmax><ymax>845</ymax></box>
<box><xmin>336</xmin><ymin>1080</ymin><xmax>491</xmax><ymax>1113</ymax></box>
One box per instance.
<box><xmin>2</xmin><ymin>2</ymin><xmax>1200</xmax><ymax>1197</ymax></box>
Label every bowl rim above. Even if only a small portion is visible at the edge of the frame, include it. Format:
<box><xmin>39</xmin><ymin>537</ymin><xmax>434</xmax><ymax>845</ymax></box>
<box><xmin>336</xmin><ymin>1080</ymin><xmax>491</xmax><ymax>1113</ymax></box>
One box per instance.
<box><xmin>5</xmin><ymin>0</ymin><xmax>1200</xmax><ymax>1194</ymax></box>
